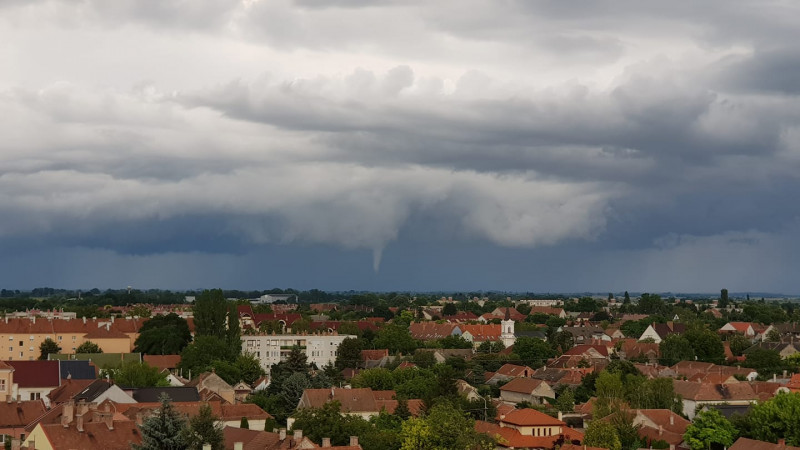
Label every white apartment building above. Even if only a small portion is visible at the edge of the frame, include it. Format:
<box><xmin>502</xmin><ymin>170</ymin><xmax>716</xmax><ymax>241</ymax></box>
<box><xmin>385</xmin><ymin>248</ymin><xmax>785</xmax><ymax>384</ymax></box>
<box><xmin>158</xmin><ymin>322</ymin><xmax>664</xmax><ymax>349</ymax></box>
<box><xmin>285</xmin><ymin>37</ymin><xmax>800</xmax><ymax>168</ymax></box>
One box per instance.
<box><xmin>243</xmin><ymin>333</ymin><xmax>356</xmax><ymax>373</ymax></box>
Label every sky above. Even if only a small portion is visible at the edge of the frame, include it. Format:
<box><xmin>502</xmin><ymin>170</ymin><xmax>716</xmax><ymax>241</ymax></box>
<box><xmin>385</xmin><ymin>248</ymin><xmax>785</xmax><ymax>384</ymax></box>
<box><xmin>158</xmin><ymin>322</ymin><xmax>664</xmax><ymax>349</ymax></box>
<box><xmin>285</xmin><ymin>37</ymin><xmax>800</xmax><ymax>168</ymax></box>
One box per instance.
<box><xmin>2</xmin><ymin>1</ymin><xmax>800</xmax><ymax>293</ymax></box>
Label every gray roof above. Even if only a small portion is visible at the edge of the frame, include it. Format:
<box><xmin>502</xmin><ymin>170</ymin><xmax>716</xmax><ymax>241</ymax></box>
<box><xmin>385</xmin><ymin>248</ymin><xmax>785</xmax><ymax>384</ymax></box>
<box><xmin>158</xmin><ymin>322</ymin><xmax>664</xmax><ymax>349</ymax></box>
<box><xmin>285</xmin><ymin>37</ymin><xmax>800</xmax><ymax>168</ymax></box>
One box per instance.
<box><xmin>131</xmin><ymin>387</ymin><xmax>200</xmax><ymax>403</ymax></box>
<box><xmin>74</xmin><ymin>380</ymin><xmax>112</xmax><ymax>401</ymax></box>
<box><xmin>60</xmin><ymin>360</ymin><xmax>97</xmax><ymax>380</ymax></box>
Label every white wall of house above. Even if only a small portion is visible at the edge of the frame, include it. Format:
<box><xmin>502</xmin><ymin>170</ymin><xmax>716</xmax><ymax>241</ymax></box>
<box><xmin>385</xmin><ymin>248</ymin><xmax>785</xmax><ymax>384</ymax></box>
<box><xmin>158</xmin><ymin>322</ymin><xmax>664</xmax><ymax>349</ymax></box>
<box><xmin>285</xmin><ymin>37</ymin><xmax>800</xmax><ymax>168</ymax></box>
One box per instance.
<box><xmin>639</xmin><ymin>325</ymin><xmax>663</xmax><ymax>343</ymax></box>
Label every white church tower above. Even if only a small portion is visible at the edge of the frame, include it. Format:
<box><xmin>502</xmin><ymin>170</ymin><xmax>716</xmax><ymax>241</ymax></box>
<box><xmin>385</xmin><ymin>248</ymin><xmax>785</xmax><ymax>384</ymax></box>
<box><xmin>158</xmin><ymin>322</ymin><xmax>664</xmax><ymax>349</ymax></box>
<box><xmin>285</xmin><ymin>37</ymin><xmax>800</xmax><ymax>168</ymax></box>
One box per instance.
<box><xmin>501</xmin><ymin>308</ymin><xmax>516</xmax><ymax>347</ymax></box>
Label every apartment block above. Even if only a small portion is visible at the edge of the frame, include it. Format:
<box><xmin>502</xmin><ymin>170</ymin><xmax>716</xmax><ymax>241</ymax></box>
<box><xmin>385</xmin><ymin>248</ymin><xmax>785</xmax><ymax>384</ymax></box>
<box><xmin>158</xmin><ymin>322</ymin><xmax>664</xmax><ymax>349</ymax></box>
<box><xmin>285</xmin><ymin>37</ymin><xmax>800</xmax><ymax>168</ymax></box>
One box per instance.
<box><xmin>242</xmin><ymin>333</ymin><xmax>356</xmax><ymax>373</ymax></box>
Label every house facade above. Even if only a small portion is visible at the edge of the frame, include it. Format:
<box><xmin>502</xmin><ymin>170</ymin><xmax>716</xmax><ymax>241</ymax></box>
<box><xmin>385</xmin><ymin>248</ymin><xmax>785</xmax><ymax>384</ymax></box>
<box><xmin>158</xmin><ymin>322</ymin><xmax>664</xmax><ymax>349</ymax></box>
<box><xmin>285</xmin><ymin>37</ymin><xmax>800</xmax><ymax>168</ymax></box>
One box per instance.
<box><xmin>243</xmin><ymin>333</ymin><xmax>356</xmax><ymax>373</ymax></box>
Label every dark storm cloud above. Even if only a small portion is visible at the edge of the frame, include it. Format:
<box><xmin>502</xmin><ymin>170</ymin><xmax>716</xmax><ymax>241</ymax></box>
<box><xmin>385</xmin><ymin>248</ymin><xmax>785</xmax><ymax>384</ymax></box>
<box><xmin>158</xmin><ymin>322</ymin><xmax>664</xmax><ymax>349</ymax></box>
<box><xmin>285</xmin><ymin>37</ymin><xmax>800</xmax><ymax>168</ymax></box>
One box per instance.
<box><xmin>2</xmin><ymin>0</ymin><xmax>800</xmax><ymax>291</ymax></box>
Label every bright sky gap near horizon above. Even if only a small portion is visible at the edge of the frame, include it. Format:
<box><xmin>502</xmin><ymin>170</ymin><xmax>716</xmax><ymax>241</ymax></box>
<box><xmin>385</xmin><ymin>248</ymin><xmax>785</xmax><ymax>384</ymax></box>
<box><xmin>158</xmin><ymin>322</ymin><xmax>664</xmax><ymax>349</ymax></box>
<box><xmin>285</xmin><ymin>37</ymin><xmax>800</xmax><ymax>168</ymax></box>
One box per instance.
<box><xmin>2</xmin><ymin>1</ymin><xmax>800</xmax><ymax>292</ymax></box>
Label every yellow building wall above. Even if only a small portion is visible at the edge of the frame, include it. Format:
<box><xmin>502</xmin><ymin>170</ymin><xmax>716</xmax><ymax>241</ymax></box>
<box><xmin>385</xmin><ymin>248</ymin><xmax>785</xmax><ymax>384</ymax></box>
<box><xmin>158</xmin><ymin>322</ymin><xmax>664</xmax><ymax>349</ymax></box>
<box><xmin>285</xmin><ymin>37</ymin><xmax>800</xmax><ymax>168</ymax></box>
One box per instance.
<box><xmin>92</xmin><ymin>338</ymin><xmax>133</xmax><ymax>354</ymax></box>
<box><xmin>0</xmin><ymin>369</ymin><xmax>13</xmax><ymax>400</ymax></box>
<box><xmin>0</xmin><ymin>332</ymin><xmax>135</xmax><ymax>360</ymax></box>
<box><xmin>22</xmin><ymin>424</ymin><xmax>54</xmax><ymax>450</ymax></box>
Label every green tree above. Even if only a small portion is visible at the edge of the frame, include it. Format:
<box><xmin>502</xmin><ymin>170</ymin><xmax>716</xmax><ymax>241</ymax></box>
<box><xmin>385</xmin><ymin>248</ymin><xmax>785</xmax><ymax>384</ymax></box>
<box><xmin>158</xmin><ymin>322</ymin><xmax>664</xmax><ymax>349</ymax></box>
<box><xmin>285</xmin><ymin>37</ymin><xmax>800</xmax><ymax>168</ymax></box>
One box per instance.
<box><xmin>476</xmin><ymin>341</ymin><xmax>505</xmax><ymax>353</ymax></box>
<box><xmin>747</xmin><ymin>392</ymin><xmax>800</xmax><ymax>445</ymax></box>
<box><xmin>194</xmin><ymin>289</ymin><xmax>228</xmax><ymax>338</ymax></box>
<box><xmin>134</xmin><ymin>313</ymin><xmax>192</xmax><ymax>355</ymax></box>
<box><xmin>659</xmin><ymin>335</ymin><xmax>696</xmax><ymax>366</ymax></box>
<box><xmin>728</xmin><ymin>334</ymin><xmax>752</xmax><ymax>357</ymax></box>
<box><xmin>399</xmin><ymin>401</ymin><xmax>494</xmax><ymax>450</ymax></box>
<box><xmin>746</xmin><ymin>348</ymin><xmax>784</xmax><ymax>377</ymax></box>
<box><xmin>226</xmin><ymin>304</ymin><xmax>241</xmax><ymax>356</ymax></box>
<box><xmin>235</xmin><ymin>353</ymin><xmax>266</xmax><ymax>385</ymax></box>
<box><xmin>134</xmin><ymin>394</ymin><xmax>189</xmax><ymax>450</ymax></box>
<box><xmin>240</xmin><ymin>417</ymin><xmax>249</xmax><ymax>429</ymax></box>
<box><xmin>373</xmin><ymin>325</ymin><xmax>418</xmax><ymax>355</ymax></box>
<box><xmin>638</xmin><ymin>293</ymin><xmax>665</xmax><ymax>315</ymax></box>
<box><xmin>685</xmin><ymin>326</ymin><xmax>725</xmax><ymax>364</ymax></box>
<box><xmin>439</xmin><ymin>335</ymin><xmax>473</xmax><ymax>349</ymax></box>
<box><xmin>39</xmin><ymin>338</ymin><xmax>61</xmax><ymax>360</ymax></box>
<box><xmin>624</xmin><ymin>291</ymin><xmax>631</xmax><ymax>304</ymax></box>
<box><xmin>512</xmin><ymin>337</ymin><xmax>555</xmax><ymax>369</ymax></box>
<box><xmin>766</xmin><ymin>328</ymin><xmax>782</xmax><ymax>342</ymax></box>
<box><xmin>594</xmin><ymin>371</ymin><xmax>626</xmax><ymax>419</ymax></box>
<box><xmin>584</xmin><ymin>420</ymin><xmax>622</xmax><ymax>450</ymax></box>
<box><xmin>129</xmin><ymin>304</ymin><xmax>153</xmax><ymax>318</ymax></box>
<box><xmin>719</xmin><ymin>289</ymin><xmax>729</xmax><ymax>309</ymax></box>
<box><xmin>179</xmin><ymin>336</ymin><xmax>232</xmax><ymax>377</ymax></box>
<box><xmin>335</xmin><ymin>337</ymin><xmax>364</xmax><ymax>370</ymax></box>
<box><xmin>114</xmin><ymin>361</ymin><xmax>169</xmax><ymax>387</ymax></box>
<box><xmin>550</xmin><ymin>330</ymin><xmax>574</xmax><ymax>353</ymax></box>
<box><xmin>683</xmin><ymin>409</ymin><xmax>737</xmax><ymax>450</ymax></box>
<box><xmin>183</xmin><ymin>403</ymin><xmax>224</xmax><ymax>450</ymax></box>
<box><xmin>75</xmin><ymin>340</ymin><xmax>102</xmax><ymax>354</ymax></box>
<box><xmin>556</xmin><ymin>387</ymin><xmax>575</xmax><ymax>412</ymax></box>
<box><xmin>442</xmin><ymin>303</ymin><xmax>458</xmax><ymax>316</ymax></box>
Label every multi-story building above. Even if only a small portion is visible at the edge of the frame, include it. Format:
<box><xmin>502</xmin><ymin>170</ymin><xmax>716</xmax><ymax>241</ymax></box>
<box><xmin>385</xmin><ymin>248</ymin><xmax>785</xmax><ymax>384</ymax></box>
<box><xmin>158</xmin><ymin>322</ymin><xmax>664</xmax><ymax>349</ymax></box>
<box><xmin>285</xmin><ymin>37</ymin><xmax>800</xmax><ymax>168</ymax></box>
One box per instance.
<box><xmin>242</xmin><ymin>332</ymin><xmax>355</xmax><ymax>373</ymax></box>
<box><xmin>0</xmin><ymin>317</ymin><xmax>144</xmax><ymax>360</ymax></box>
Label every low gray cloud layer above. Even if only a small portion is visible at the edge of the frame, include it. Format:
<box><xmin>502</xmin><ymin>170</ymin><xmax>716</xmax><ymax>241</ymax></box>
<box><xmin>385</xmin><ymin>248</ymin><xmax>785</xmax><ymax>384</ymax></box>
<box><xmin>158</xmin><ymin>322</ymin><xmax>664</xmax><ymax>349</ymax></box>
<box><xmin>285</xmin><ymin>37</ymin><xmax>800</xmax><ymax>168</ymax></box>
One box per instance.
<box><xmin>1</xmin><ymin>0</ymin><xmax>800</xmax><ymax>291</ymax></box>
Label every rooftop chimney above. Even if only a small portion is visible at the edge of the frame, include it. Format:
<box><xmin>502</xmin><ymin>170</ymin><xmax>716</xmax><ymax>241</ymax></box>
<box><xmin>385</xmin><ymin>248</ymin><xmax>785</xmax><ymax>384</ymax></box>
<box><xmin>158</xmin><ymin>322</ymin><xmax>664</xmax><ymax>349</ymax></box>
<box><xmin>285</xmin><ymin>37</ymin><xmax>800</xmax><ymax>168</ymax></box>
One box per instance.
<box><xmin>658</xmin><ymin>425</ymin><xmax>663</xmax><ymax>436</ymax></box>
<box><xmin>63</xmin><ymin>401</ymin><xmax>75</xmax><ymax>426</ymax></box>
<box><xmin>670</xmin><ymin>414</ymin><xmax>674</xmax><ymax>426</ymax></box>
<box><xmin>279</xmin><ymin>429</ymin><xmax>286</xmax><ymax>440</ymax></box>
<box><xmin>294</xmin><ymin>430</ymin><xmax>303</xmax><ymax>441</ymax></box>
<box><xmin>350</xmin><ymin>436</ymin><xmax>359</xmax><ymax>447</ymax></box>
<box><xmin>779</xmin><ymin>438</ymin><xmax>786</xmax><ymax>447</ymax></box>
<box><xmin>76</xmin><ymin>413</ymin><xmax>84</xmax><ymax>432</ymax></box>
<box><xmin>234</xmin><ymin>443</ymin><xmax>243</xmax><ymax>450</ymax></box>
<box><xmin>322</xmin><ymin>438</ymin><xmax>331</xmax><ymax>447</ymax></box>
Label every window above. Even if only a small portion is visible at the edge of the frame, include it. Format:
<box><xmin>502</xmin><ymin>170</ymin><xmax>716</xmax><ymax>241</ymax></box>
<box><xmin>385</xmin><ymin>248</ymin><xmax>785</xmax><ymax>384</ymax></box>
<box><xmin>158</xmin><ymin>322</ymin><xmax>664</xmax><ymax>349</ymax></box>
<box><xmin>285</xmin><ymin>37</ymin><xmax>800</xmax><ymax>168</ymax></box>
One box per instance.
<box><xmin>29</xmin><ymin>336</ymin><xmax>33</xmax><ymax>341</ymax></box>
<box><xmin>18</xmin><ymin>341</ymin><xmax>22</xmax><ymax>347</ymax></box>
<box><xmin>19</xmin><ymin>352</ymin><xmax>22</xmax><ymax>358</ymax></box>
<box><xmin>30</xmin><ymin>392</ymin><xmax>40</xmax><ymax>401</ymax></box>
<box><xmin>7</xmin><ymin>347</ymin><xmax>11</xmax><ymax>352</ymax></box>
<box><xmin>72</xmin><ymin>336</ymin><xmax>76</xmax><ymax>342</ymax></box>
<box><xmin>28</xmin><ymin>347</ymin><xmax>33</xmax><ymax>352</ymax></box>
<box><xmin>58</xmin><ymin>336</ymin><xmax>62</xmax><ymax>341</ymax></box>
<box><xmin>0</xmin><ymin>379</ymin><xmax>6</xmax><ymax>391</ymax></box>
<box><xmin>8</xmin><ymin>337</ymin><xmax>12</xmax><ymax>341</ymax></box>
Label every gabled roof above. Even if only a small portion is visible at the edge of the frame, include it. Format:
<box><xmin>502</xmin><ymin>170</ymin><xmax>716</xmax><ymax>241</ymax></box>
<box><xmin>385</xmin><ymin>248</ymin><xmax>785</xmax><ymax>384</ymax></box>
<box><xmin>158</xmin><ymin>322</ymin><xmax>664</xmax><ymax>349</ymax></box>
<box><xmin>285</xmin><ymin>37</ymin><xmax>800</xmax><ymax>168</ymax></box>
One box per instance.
<box><xmin>499</xmin><ymin>377</ymin><xmax>547</xmax><ymax>394</ymax></box>
<box><xmin>501</xmin><ymin>408</ymin><xmax>565</xmax><ymax>426</ymax></box>
<box><xmin>495</xmin><ymin>364</ymin><xmax>534</xmax><ymax>377</ymax></box>
<box><xmin>408</xmin><ymin>322</ymin><xmax>456</xmax><ymax>340</ymax></box>
<box><xmin>301</xmin><ymin>388</ymin><xmax>379</xmax><ymax>413</ymax></box>
<box><xmin>459</xmin><ymin>324</ymin><xmax>501</xmax><ymax>341</ymax></box>
<box><xmin>35</xmin><ymin>420</ymin><xmax>141</xmax><ymax>450</ymax></box>
<box><xmin>649</xmin><ymin>322</ymin><xmax>687</xmax><ymax>339</ymax></box>
<box><xmin>131</xmin><ymin>386</ymin><xmax>200</xmax><ymax>402</ymax></box>
<box><xmin>360</xmin><ymin>349</ymin><xmax>389</xmax><ymax>361</ymax></box>
<box><xmin>563</xmin><ymin>344</ymin><xmax>609</xmax><ymax>357</ymax></box>
<box><xmin>142</xmin><ymin>354</ymin><xmax>182</xmax><ymax>372</ymax></box>
<box><xmin>673</xmin><ymin>381</ymin><xmax>759</xmax><ymax>401</ymax></box>
<box><xmin>730</xmin><ymin>437</ymin><xmax>800</xmax><ymax>450</ymax></box>
<box><xmin>48</xmin><ymin>379</ymin><xmax>96</xmax><ymax>404</ymax></box>
<box><xmin>7</xmin><ymin>360</ymin><xmax>60</xmax><ymax>388</ymax></box>
<box><xmin>0</xmin><ymin>400</ymin><xmax>47</xmax><ymax>428</ymax></box>
<box><xmin>72</xmin><ymin>380</ymin><xmax>112</xmax><ymax>402</ymax></box>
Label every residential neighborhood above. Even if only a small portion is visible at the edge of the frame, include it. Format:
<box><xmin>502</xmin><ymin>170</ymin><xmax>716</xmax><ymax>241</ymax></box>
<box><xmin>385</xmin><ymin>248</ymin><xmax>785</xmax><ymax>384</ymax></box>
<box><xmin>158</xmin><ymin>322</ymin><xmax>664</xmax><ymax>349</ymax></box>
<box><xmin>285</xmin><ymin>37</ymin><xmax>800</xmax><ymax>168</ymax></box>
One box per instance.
<box><xmin>0</xmin><ymin>288</ymin><xmax>798</xmax><ymax>449</ymax></box>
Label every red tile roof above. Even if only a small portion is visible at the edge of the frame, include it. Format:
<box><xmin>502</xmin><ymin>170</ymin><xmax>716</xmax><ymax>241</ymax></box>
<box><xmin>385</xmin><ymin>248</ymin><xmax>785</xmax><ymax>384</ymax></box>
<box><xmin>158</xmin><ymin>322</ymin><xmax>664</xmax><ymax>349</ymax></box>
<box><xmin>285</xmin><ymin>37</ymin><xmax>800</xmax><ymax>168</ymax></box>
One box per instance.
<box><xmin>730</xmin><ymin>437</ymin><xmax>800</xmax><ymax>450</ymax></box>
<box><xmin>500</xmin><ymin>408</ymin><xmax>565</xmax><ymax>426</ymax></box>
<box><xmin>47</xmin><ymin>379</ymin><xmax>96</xmax><ymax>404</ymax></box>
<box><xmin>35</xmin><ymin>420</ymin><xmax>141</xmax><ymax>450</ymax></box>
<box><xmin>142</xmin><ymin>355</ymin><xmax>181</xmax><ymax>372</ymax></box>
<box><xmin>495</xmin><ymin>364</ymin><xmax>534</xmax><ymax>378</ymax></box>
<box><xmin>0</xmin><ymin>400</ymin><xmax>47</xmax><ymax>428</ymax></box>
<box><xmin>499</xmin><ymin>377</ymin><xmax>547</xmax><ymax>394</ymax></box>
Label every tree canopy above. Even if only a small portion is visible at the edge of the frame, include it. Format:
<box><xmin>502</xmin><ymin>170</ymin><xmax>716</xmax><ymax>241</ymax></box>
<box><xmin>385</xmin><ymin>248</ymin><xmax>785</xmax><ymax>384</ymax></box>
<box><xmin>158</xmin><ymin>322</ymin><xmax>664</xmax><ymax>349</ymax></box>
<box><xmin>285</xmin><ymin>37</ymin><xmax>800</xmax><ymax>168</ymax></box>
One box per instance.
<box><xmin>683</xmin><ymin>409</ymin><xmax>737</xmax><ymax>450</ymax></box>
<box><xmin>134</xmin><ymin>313</ymin><xmax>192</xmax><ymax>355</ymax></box>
